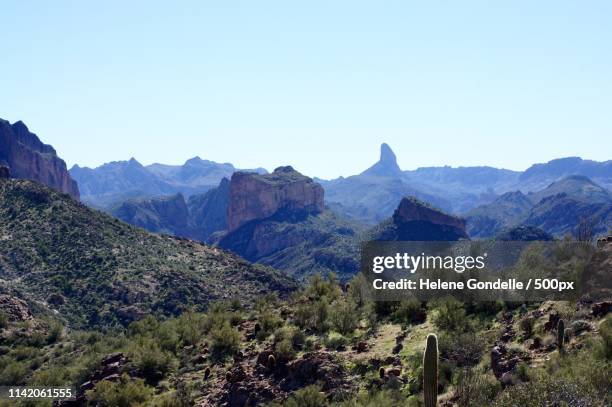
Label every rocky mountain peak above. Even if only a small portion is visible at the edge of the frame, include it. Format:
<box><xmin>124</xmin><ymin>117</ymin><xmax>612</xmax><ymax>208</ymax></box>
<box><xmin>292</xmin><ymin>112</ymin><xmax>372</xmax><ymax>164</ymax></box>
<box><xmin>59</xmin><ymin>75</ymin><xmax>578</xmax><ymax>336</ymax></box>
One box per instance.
<box><xmin>393</xmin><ymin>197</ymin><xmax>466</xmax><ymax>230</ymax></box>
<box><xmin>373</xmin><ymin>196</ymin><xmax>468</xmax><ymax>241</ymax></box>
<box><xmin>380</xmin><ymin>142</ymin><xmax>397</xmax><ymax>165</ymax></box>
<box><xmin>0</xmin><ymin>118</ymin><xmax>79</xmax><ymax>199</ymax></box>
<box><xmin>361</xmin><ymin>143</ymin><xmax>402</xmax><ymax>177</ymax></box>
<box><xmin>227</xmin><ymin>167</ymin><xmax>324</xmax><ymax>231</ymax></box>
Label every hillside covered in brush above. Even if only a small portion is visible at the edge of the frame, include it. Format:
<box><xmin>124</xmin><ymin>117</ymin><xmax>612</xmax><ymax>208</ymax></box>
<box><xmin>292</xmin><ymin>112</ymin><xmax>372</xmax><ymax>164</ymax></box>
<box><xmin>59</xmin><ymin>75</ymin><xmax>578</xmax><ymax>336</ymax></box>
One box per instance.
<box><xmin>0</xmin><ymin>179</ymin><xmax>296</xmax><ymax>328</ymax></box>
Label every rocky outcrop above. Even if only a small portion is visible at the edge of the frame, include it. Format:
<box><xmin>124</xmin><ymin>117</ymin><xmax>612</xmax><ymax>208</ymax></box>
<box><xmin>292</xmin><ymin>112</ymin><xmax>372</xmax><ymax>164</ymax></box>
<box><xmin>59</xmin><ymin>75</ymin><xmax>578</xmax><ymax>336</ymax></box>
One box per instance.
<box><xmin>361</xmin><ymin>143</ymin><xmax>402</xmax><ymax>177</ymax></box>
<box><xmin>218</xmin><ymin>167</ymin><xmax>360</xmax><ymax>280</ymax></box>
<box><xmin>371</xmin><ymin>197</ymin><xmax>468</xmax><ymax>241</ymax></box>
<box><xmin>394</xmin><ymin>197</ymin><xmax>466</xmax><ymax>230</ymax></box>
<box><xmin>111</xmin><ymin>178</ymin><xmax>231</xmax><ymax>242</ymax></box>
<box><xmin>188</xmin><ymin>177</ymin><xmax>230</xmax><ymax>240</ymax></box>
<box><xmin>227</xmin><ymin>166</ymin><xmax>324</xmax><ymax>231</ymax></box>
<box><xmin>113</xmin><ymin>193</ymin><xmax>191</xmax><ymax>237</ymax></box>
<box><xmin>0</xmin><ymin>119</ymin><xmax>79</xmax><ymax>199</ymax></box>
<box><xmin>0</xmin><ymin>294</ymin><xmax>33</xmax><ymax>322</ymax></box>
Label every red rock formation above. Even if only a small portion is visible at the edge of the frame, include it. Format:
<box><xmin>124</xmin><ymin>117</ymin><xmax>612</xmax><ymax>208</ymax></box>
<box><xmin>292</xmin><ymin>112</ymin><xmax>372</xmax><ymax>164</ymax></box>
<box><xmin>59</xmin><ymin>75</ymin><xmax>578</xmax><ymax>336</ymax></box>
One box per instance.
<box><xmin>227</xmin><ymin>166</ymin><xmax>324</xmax><ymax>231</ymax></box>
<box><xmin>0</xmin><ymin>119</ymin><xmax>79</xmax><ymax>199</ymax></box>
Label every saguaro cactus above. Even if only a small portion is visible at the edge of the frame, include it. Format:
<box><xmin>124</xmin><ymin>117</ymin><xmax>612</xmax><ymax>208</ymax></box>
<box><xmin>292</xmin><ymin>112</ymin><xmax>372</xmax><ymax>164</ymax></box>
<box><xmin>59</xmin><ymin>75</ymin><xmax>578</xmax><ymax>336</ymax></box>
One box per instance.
<box><xmin>267</xmin><ymin>354</ymin><xmax>276</xmax><ymax>370</ymax></box>
<box><xmin>423</xmin><ymin>334</ymin><xmax>438</xmax><ymax>407</ymax></box>
<box><xmin>557</xmin><ymin>319</ymin><xmax>565</xmax><ymax>351</ymax></box>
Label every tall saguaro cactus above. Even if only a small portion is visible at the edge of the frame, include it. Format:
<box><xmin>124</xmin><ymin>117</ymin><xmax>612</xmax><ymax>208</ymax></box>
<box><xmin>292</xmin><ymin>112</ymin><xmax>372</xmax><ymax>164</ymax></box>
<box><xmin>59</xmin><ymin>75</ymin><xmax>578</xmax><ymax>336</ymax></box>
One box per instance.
<box><xmin>557</xmin><ymin>319</ymin><xmax>565</xmax><ymax>351</ymax></box>
<box><xmin>423</xmin><ymin>333</ymin><xmax>438</xmax><ymax>407</ymax></box>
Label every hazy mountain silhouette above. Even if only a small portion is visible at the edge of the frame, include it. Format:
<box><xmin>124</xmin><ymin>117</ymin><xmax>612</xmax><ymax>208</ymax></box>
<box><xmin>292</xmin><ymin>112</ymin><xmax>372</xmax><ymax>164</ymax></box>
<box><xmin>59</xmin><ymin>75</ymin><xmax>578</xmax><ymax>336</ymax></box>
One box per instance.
<box><xmin>70</xmin><ymin>157</ymin><xmax>265</xmax><ymax>208</ymax></box>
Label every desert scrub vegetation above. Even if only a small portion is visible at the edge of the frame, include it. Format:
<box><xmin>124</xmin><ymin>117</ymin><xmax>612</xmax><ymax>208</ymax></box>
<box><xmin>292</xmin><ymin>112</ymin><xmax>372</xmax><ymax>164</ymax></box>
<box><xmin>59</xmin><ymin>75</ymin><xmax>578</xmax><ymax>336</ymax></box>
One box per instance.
<box><xmin>0</xmin><ymin>269</ymin><xmax>609</xmax><ymax>406</ymax></box>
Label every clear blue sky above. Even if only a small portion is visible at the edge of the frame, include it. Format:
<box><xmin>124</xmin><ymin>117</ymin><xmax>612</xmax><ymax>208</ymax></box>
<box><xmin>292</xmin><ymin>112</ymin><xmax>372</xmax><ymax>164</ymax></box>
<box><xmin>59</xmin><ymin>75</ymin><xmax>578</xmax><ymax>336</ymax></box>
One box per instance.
<box><xmin>1</xmin><ymin>1</ymin><xmax>610</xmax><ymax>179</ymax></box>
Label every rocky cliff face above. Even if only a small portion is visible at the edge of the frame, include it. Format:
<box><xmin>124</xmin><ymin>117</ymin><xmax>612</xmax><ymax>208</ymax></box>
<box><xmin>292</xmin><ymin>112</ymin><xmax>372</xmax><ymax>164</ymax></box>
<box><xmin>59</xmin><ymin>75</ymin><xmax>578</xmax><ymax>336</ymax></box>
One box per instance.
<box><xmin>370</xmin><ymin>197</ymin><xmax>468</xmax><ymax>241</ymax></box>
<box><xmin>0</xmin><ymin>119</ymin><xmax>79</xmax><ymax>199</ymax></box>
<box><xmin>111</xmin><ymin>178</ymin><xmax>231</xmax><ymax>242</ymax></box>
<box><xmin>218</xmin><ymin>167</ymin><xmax>361</xmax><ymax>280</ymax></box>
<box><xmin>188</xmin><ymin>177</ymin><xmax>230</xmax><ymax>239</ymax></box>
<box><xmin>113</xmin><ymin>193</ymin><xmax>191</xmax><ymax>237</ymax></box>
<box><xmin>227</xmin><ymin>166</ymin><xmax>324</xmax><ymax>231</ymax></box>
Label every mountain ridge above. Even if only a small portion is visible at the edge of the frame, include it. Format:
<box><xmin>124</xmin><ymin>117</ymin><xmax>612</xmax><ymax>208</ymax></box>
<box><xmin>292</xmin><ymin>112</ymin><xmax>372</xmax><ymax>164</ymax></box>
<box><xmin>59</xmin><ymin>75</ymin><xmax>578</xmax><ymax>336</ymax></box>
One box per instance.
<box><xmin>0</xmin><ymin>178</ymin><xmax>296</xmax><ymax>328</ymax></box>
<box><xmin>0</xmin><ymin>118</ymin><xmax>79</xmax><ymax>199</ymax></box>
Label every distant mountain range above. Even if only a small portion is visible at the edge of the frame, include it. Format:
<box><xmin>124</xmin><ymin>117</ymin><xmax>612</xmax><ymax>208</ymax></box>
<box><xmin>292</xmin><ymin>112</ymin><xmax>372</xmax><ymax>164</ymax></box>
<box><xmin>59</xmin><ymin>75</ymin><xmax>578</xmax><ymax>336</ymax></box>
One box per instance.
<box><xmin>65</xmin><ymin>136</ymin><xmax>612</xmax><ymax>243</ymax></box>
<box><xmin>466</xmin><ymin>175</ymin><xmax>612</xmax><ymax>237</ymax></box>
<box><xmin>3</xmin><ymin>118</ymin><xmax>611</xmax><ymax>251</ymax></box>
<box><xmin>320</xmin><ymin>143</ymin><xmax>612</xmax><ymax>224</ymax></box>
<box><xmin>70</xmin><ymin>156</ymin><xmax>266</xmax><ymax>208</ymax></box>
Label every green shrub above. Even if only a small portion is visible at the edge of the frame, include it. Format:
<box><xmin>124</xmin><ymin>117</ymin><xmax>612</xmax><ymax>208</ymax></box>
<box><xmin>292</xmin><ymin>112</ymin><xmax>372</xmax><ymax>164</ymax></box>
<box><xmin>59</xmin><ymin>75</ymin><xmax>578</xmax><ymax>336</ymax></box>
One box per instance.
<box><xmin>305</xmin><ymin>273</ymin><xmax>341</xmax><ymax>301</ymax></box>
<box><xmin>87</xmin><ymin>375</ymin><xmax>154</xmax><ymax>407</ymax></box>
<box><xmin>130</xmin><ymin>338</ymin><xmax>175</xmax><ymax>385</ymax></box>
<box><xmin>431</xmin><ymin>298</ymin><xmax>470</xmax><ymax>332</ymax></box>
<box><xmin>336</xmin><ymin>389</ymin><xmax>406</xmax><ymax>406</ymax></box>
<box><xmin>254</xmin><ymin>292</ymin><xmax>278</xmax><ymax>314</ymax></box>
<box><xmin>294</xmin><ymin>303</ymin><xmax>315</xmax><ymax>330</ymax></box>
<box><xmin>324</xmin><ymin>332</ymin><xmax>347</xmax><ymax>350</ymax></box>
<box><xmin>570</xmin><ymin>319</ymin><xmax>590</xmax><ymax>335</ymax></box>
<box><xmin>599</xmin><ymin>315</ymin><xmax>612</xmax><ymax>360</ymax></box>
<box><xmin>295</xmin><ymin>300</ymin><xmax>329</xmax><ymax>333</ymax></box>
<box><xmin>330</xmin><ymin>299</ymin><xmax>359</xmax><ymax>335</ymax></box>
<box><xmin>454</xmin><ymin>369</ymin><xmax>501</xmax><ymax>407</ymax></box>
<box><xmin>175</xmin><ymin>312</ymin><xmax>206</xmax><ymax>346</ymax></box>
<box><xmin>391</xmin><ymin>299</ymin><xmax>426</xmax><ymax>325</ymax></box>
<box><xmin>210</xmin><ymin>322</ymin><xmax>240</xmax><ymax>361</ymax></box>
<box><xmin>257</xmin><ymin>311</ymin><xmax>283</xmax><ymax>340</ymax></box>
<box><xmin>0</xmin><ymin>312</ymin><xmax>8</xmax><ymax>329</ymax></box>
<box><xmin>347</xmin><ymin>273</ymin><xmax>369</xmax><ymax>308</ymax></box>
<box><xmin>274</xmin><ymin>326</ymin><xmax>305</xmax><ymax>350</ymax></box>
<box><xmin>0</xmin><ymin>361</ymin><xmax>27</xmax><ymax>385</ymax></box>
<box><xmin>275</xmin><ymin>338</ymin><xmax>296</xmax><ymax>363</ymax></box>
<box><xmin>438</xmin><ymin>332</ymin><xmax>484</xmax><ymax>367</ymax></box>
<box><xmin>31</xmin><ymin>366</ymin><xmax>71</xmax><ymax>386</ymax></box>
<box><xmin>283</xmin><ymin>384</ymin><xmax>328</xmax><ymax>407</ymax></box>
<box><xmin>46</xmin><ymin>321</ymin><xmax>63</xmax><ymax>344</ymax></box>
<box><xmin>492</xmin><ymin>377</ymin><xmax>597</xmax><ymax>407</ymax></box>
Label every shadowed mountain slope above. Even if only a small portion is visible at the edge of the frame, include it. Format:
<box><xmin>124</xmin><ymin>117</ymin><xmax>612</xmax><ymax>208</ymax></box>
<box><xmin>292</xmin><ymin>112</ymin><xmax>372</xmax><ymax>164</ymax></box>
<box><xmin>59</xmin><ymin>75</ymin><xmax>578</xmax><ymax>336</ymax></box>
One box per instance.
<box><xmin>0</xmin><ymin>179</ymin><xmax>295</xmax><ymax>328</ymax></box>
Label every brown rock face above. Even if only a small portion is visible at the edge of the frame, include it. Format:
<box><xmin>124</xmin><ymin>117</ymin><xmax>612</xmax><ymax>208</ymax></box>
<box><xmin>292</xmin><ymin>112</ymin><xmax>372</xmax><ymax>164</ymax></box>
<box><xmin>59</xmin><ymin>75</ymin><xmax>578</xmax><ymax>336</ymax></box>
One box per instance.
<box><xmin>227</xmin><ymin>166</ymin><xmax>324</xmax><ymax>231</ymax></box>
<box><xmin>0</xmin><ymin>294</ymin><xmax>33</xmax><ymax>322</ymax></box>
<box><xmin>0</xmin><ymin>119</ymin><xmax>79</xmax><ymax>199</ymax></box>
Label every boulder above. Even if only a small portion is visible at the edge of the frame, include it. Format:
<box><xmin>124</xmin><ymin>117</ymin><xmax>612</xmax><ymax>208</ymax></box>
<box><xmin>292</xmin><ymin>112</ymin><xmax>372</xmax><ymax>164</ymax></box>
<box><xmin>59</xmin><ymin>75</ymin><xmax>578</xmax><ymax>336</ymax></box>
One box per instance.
<box><xmin>0</xmin><ymin>294</ymin><xmax>33</xmax><ymax>322</ymax></box>
<box><xmin>592</xmin><ymin>301</ymin><xmax>612</xmax><ymax>317</ymax></box>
